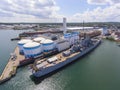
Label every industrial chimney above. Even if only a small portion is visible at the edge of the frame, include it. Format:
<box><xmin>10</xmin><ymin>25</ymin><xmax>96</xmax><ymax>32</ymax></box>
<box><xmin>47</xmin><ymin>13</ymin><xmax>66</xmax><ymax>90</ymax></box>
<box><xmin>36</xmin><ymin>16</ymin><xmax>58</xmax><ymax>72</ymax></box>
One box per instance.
<box><xmin>63</xmin><ymin>17</ymin><xmax>67</xmax><ymax>34</ymax></box>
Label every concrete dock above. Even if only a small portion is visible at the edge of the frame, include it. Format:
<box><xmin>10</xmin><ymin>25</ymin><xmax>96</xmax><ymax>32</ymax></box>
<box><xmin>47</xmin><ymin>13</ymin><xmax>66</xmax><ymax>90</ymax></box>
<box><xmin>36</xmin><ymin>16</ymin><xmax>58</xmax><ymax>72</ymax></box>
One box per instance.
<box><xmin>0</xmin><ymin>47</ymin><xmax>25</xmax><ymax>84</ymax></box>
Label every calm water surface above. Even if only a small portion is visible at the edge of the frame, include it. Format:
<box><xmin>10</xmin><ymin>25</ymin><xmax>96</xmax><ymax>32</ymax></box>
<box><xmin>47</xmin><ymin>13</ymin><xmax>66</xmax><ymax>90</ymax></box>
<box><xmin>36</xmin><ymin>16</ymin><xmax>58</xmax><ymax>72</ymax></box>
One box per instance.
<box><xmin>0</xmin><ymin>30</ymin><xmax>120</xmax><ymax>90</ymax></box>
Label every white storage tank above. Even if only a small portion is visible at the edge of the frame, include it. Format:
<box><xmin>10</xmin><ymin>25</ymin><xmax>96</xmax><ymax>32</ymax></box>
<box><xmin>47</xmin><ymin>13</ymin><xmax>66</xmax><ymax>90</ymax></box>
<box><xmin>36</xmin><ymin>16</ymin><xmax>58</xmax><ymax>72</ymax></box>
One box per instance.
<box><xmin>56</xmin><ymin>40</ymin><xmax>70</xmax><ymax>52</ymax></box>
<box><xmin>18</xmin><ymin>39</ymin><xmax>32</xmax><ymax>54</ymax></box>
<box><xmin>64</xmin><ymin>33</ymin><xmax>71</xmax><ymax>41</ymax></box>
<box><xmin>64</xmin><ymin>33</ymin><xmax>71</xmax><ymax>44</ymax></box>
<box><xmin>41</xmin><ymin>39</ymin><xmax>55</xmax><ymax>52</ymax></box>
<box><xmin>72</xmin><ymin>32</ymin><xmax>79</xmax><ymax>40</ymax></box>
<box><xmin>33</xmin><ymin>37</ymin><xmax>46</xmax><ymax>43</ymax></box>
<box><xmin>23</xmin><ymin>42</ymin><xmax>42</xmax><ymax>58</ymax></box>
<box><xmin>70</xmin><ymin>32</ymin><xmax>79</xmax><ymax>44</ymax></box>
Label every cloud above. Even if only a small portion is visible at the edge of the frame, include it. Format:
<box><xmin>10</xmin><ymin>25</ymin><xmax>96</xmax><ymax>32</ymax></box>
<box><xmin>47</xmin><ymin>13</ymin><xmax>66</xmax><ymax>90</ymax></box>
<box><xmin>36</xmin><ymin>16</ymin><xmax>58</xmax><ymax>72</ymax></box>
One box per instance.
<box><xmin>0</xmin><ymin>8</ymin><xmax>13</xmax><ymax>17</ymax></box>
<box><xmin>0</xmin><ymin>0</ymin><xmax>120</xmax><ymax>22</ymax></box>
<box><xmin>0</xmin><ymin>0</ymin><xmax>60</xmax><ymax>22</ymax></box>
<box><xmin>68</xmin><ymin>3</ymin><xmax>120</xmax><ymax>22</ymax></box>
<box><xmin>87</xmin><ymin>0</ymin><xmax>120</xmax><ymax>5</ymax></box>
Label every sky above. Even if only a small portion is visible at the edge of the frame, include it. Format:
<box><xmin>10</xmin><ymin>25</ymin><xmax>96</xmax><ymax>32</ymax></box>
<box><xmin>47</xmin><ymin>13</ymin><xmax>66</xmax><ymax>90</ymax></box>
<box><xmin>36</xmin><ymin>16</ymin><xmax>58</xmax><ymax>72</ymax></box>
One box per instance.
<box><xmin>0</xmin><ymin>0</ymin><xmax>120</xmax><ymax>23</ymax></box>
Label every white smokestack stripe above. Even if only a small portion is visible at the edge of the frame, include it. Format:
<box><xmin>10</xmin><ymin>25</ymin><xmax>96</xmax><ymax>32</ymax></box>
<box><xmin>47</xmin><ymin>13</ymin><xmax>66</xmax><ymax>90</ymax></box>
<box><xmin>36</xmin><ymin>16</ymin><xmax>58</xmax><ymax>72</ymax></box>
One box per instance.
<box><xmin>63</xmin><ymin>17</ymin><xmax>67</xmax><ymax>34</ymax></box>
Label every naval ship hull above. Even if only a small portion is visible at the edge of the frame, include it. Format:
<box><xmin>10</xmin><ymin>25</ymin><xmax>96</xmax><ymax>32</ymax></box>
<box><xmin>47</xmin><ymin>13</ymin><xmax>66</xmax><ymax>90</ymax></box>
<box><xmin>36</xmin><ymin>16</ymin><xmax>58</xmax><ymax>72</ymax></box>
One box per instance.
<box><xmin>32</xmin><ymin>40</ymin><xmax>101</xmax><ymax>77</ymax></box>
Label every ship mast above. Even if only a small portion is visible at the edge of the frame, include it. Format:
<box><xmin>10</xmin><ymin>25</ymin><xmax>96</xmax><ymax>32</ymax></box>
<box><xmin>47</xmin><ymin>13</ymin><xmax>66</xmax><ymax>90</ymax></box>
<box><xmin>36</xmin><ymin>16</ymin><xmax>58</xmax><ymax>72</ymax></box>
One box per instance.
<box><xmin>83</xmin><ymin>20</ymin><xmax>86</xmax><ymax>38</ymax></box>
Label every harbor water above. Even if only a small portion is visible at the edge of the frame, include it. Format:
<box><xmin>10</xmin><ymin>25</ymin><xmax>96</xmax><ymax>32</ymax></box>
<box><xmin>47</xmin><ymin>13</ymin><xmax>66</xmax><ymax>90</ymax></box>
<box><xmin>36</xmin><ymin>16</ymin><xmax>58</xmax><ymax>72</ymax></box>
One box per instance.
<box><xmin>0</xmin><ymin>30</ymin><xmax>120</xmax><ymax>90</ymax></box>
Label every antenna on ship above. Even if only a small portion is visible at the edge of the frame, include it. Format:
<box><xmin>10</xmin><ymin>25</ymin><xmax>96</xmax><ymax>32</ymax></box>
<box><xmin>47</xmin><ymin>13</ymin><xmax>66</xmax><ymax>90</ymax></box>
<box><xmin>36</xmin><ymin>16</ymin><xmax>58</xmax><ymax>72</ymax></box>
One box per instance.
<box><xmin>83</xmin><ymin>20</ymin><xmax>86</xmax><ymax>38</ymax></box>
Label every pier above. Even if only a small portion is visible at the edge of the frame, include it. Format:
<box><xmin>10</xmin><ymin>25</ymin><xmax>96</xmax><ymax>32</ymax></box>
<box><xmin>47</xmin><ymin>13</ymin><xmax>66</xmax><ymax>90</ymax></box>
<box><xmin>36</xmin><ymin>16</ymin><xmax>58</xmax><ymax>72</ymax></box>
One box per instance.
<box><xmin>0</xmin><ymin>47</ymin><xmax>25</xmax><ymax>84</ymax></box>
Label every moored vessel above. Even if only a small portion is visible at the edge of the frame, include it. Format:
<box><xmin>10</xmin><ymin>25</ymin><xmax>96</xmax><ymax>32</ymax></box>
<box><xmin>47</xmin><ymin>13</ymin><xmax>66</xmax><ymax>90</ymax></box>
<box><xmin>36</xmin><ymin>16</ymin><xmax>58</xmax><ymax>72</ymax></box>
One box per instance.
<box><xmin>31</xmin><ymin>37</ymin><xmax>101</xmax><ymax>78</ymax></box>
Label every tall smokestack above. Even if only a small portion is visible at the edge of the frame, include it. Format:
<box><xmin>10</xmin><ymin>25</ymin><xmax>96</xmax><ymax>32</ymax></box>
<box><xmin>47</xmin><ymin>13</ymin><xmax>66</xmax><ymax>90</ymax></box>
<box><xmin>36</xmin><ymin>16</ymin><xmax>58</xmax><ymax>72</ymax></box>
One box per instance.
<box><xmin>63</xmin><ymin>17</ymin><xmax>67</xmax><ymax>34</ymax></box>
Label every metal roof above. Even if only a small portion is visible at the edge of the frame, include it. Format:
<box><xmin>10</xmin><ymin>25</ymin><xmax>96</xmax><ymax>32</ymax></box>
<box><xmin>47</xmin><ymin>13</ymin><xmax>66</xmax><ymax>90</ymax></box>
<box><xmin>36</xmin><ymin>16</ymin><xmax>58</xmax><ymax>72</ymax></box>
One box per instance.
<box><xmin>18</xmin><ymin>39</ymin><xmax>32</xmax><ymax>44</ymax></box>
<box><xmin>23</xmin><ymin>42</ymin><xmax>40</xmax><ymax>48</ymax></box>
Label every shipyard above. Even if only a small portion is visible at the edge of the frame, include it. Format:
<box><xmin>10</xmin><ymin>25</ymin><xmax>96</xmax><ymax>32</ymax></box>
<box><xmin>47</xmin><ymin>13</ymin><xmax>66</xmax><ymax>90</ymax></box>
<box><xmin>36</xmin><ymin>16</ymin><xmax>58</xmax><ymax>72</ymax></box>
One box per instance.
<box><xmin>0</xmin><ymin>17</ymin><xmax>120</xmax><ymax>84</ymax></box>
<box><xmin>0</xmin><ymin>0</ymin><xmax>120</xmax><ymax>90</ymax></box>
<box><xmin>0</xmin><ymin>17</ymin><xmax>120</xmax><ymax>88</ymax></box>
<box><xmin>0</xmin><ymin>18</ymin><xmax>104</xmax><ymax>84</ymax></box>
<box><xmin>0</xmin><ymin>20</ymin><xmax>120</xmax><ymax>89</ymax></box>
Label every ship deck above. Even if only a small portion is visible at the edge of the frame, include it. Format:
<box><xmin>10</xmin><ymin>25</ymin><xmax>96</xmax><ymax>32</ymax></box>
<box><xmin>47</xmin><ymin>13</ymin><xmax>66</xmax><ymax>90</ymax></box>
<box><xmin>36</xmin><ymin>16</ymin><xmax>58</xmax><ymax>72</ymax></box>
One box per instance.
<box><xmin>0</xmin><ymin>47</ymin><xmax>25</xmax><ymax>84</ymax></box>
<box><xmin>33</xmin><ymin>39</ymin><xmax>100</xmax><ymax>71</ymax></box>
<box><xmin>34</xmin><ymin>49</ymin><xmax>80</xmax><ymax>71</ymax></box>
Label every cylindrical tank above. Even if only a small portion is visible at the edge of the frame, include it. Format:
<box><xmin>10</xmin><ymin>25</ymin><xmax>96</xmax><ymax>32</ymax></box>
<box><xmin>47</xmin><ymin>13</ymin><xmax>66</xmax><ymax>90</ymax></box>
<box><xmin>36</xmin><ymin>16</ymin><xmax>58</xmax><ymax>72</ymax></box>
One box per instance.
<box><xmin>72</xmin><ymin>32</ymin><xmax>79</xmax><ymax>39</ymax></box>
<box><xmin>41</xmin><ymin>39</ymin><xmax>55</xmax><ymax>52</ymax></box>
<box><xmin>64</xmin><ymin>33</ymin><xmax>71</xmax><ymax>41</ymax></box>
<box><xmin>18</xmin><ymin>39</ymin><xmax>32</xmax><ymax>54</ymax></box>
<box><xmin>23</xmin><ymin>42</ymin><xmax>42</xmax><ymax>58</ymax></box>
<box><xmin>33</xmin><ymin>37</ymin><xmax>46</xmax><ymax>43</ymax></box>
<box><xmin>71</xmin><ymin>32</ymin><xmax>79</xmax><ymax>44</ymax></box>
<box><xmin>33</xmin><ymin>37</ymin><xmax>46</xmax><ymax>51</ymax></box>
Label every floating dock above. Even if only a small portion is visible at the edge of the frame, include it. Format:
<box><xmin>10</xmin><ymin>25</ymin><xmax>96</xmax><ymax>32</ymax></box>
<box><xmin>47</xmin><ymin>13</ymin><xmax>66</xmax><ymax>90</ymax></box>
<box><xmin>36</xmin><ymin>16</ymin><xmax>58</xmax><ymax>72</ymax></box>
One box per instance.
<box><xmin>19</xmin><ymin>30</ymin><xmax>63</xmax><ymax>37</ymax></box>
<box><xmin>0</xmin><ymin>47</ymin><xmax>25</xmax><ymax>84</ymax></box>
